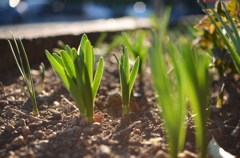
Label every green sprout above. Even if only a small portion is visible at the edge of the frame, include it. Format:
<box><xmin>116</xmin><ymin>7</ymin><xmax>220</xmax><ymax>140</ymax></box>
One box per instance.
<box><xmin>34</xmin><ymin>62</ymin><xmax>45</xmax><ymax>94</ymax></box>
<box><xmin>149</xmin><ymin>7</ymin><xmax>186</xmax><ymax>158</ymax></box>
<box><xmin>150</xmin><ymin>7</ymin><xmax>211</xmax><ymax>158</ymax></box>
<box><xmin>113</xmin><ymin>45</ymin><xmax>140</xmax><ymax>116</ymax></box>
<box><xmin>176</xmin><ymin>41</ymin><xmax>210</xmax><ymax>158</ymax></box>
<box><xmin>46</xmin><ymin>34</ymin><xmax>104</xmax><ymax>123</ymax></box>
<box><xmin>8</xmin><ymin>35</ymin><xmax>39</xmax><ymax>116</ymax></box>
<box><xmin>121</xmin><ymin>31</ymin><xmax>149</xmax><ymax>82</ymax></box>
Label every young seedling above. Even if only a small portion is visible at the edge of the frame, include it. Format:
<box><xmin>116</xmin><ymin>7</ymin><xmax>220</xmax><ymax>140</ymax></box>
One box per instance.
<box><xmin>150</xmin><ymin>7</ymin><xmax>211</xmax><ymax>158</ymax></box>
<box><xmin>8</xmin><ymin>35</ymin><xmax>39</xmax><ymax>116</ymax></box>
<box><xmin>149</xmin><ymin>8</ymin><xmax>186</xmax><ymax>158</ymax></box>
<box><xmin>46</xmin><ymin>34</ymin><xmax>104</xmax><ymax>123</ymax></box>
<box><xmin>121</xmin><ymin>31</ymin><xmax>149</xmax><ymax>83</ymax></box>
<box><xmin>34</xmin><ymin>62</ymin><xmax>45</xmax><ymax>94</ymax></box>
<box><xmin>113</xmin><ymin>45</ymin><xmax>140</xmax><ymax>116</ymax></box>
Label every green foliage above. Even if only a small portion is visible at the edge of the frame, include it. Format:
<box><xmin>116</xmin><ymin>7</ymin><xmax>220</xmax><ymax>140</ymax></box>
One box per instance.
<box><xmin>194</xmin><ymin>0</ymin><xmax>240</xmax><ymax>109</ymax></box>
<box><xmin>203</xmin><ymin>0</ymin><xmax>240</xmax><ymax>72</ymax></box>
<box><xmin>121</xmin><ymin>31</ymin><xmax>149</xmax><ymax>81</ymax></box>
<box><xmin>46</xmin><ymin>34</ymin><xmax>104</xmax><ymax>123</ymax></box>
<box><xmin>8</xmin><ymin>35</ymin><xmax>39</xmax><ymax>115</ymax></box>
<box><xmin>113</xmin><ymin>45</ymin><xmax>140</xmax><ymax>116</ymax></box>
<box><xmin>195</xmin><ymin>0</ymin><xmax>240</xmax><ymax>73</ymax></box>
<box><xmin>150</xmin><ymin>8</ymin><xmax>185</xmax><ymax>158</ymax></box>
<box><xmin>150</xmin><ymin>7</ymin><xmax>211</xmax><ymax>158</ymax></box>
<box><xmin>110</xmin><ymin>30</ymin><xmax>150</xmax><ymax>83</ymax></box>
<box><xmin>176</xmin><ymin>42</ymin><xmax>210</xmax><ymax>158</ymax></box>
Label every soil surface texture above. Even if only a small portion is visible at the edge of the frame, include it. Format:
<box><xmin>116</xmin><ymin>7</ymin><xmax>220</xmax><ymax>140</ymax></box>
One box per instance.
<box><xmin>0</xmin><ymin>50</ymin><xmax>240</xmax><ymax>158</ymax></box>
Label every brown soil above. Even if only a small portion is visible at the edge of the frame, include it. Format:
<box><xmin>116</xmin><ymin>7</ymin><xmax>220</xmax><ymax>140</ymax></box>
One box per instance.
<box><xmin>0</xmin><ymin>51</ymin><xmax>240</xmax><ymax>158</ymax></box>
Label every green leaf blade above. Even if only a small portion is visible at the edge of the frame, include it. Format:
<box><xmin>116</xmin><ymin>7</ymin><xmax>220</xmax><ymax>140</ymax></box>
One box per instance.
<box><xmin>61</xmin><ymin>51</ymin><xmax>77</xmax><ymax>83</ymax></box>
<box><xmin>52</xmin><ymin>53</ymin><xmax>64</xmax><ymax>68</ymax></box>
<box><xmin>46</xmin><ymin>50</ymin><xmax>71</xmax><ymax>91</ymax></box>
<box><xmin>84</xmin><ymin>40</ymin><xmax>93</xmax><ymax>84</ymax></box>
<box><xmin>129</xmin><ymin>57</ymin><xmax>140</xmax><ymax>92</ymax></box>
<box><xmin>92</xmin><ymin>57</ymin><xmax>104</xmax><ymax>99</ymax></box>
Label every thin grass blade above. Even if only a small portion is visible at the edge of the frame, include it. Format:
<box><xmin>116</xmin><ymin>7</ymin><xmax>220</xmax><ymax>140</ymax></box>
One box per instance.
<box><xmin>129</xmin><ymin>57</ymin><xmax>139</xmax><ymax>92</ymax></box>
<box><xmin>92</xmin><ymin>57</ymin><xmax>104</xmax><ymax>99</ymax></box>
<box><xmin>85</xmin><ymin>40</ymin><xmax>93</xmax><ymax>84</ymax></box>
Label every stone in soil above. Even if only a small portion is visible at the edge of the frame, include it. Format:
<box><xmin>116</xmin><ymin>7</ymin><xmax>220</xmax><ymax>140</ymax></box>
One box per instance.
<box><xmin>22</xmin><ymin>126</ymin><xmax>31</xmax><ymax>137</ymax></box>
<box><xmin>34</xmin><ymin>130</ymin><xmax>45</xmax><ymax>139</ymax></box>
<box><xmin>18</xmin><ymin>118</ymin><xmax>26</xmax><ymax>127</ymax></box>
<box><xmin>11</xmin><ymin>135</ymin><xmax>24</xmax><ymax>146</ymax></box>
<box><xmin>5</xmin><ymin>125</ymin><xmax>15</xmax><ymax>133</ymax></box>
<box><xmin>99</xmin><ymin>144</ymin><xmax>111</xmax><ymax>157</ymax></box>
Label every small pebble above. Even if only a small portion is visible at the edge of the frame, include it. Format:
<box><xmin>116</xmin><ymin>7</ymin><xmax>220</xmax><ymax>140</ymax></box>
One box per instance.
<box><xmin>7</xmin><ymin>96</ymin><xmax>15</xmax><ymax>101</ymax></box>
<box><xmin>39</xmin><ymin>140</ymin><xmax>49</xmax><ymax>144</ymax></box>
<box><xmin>99</xmin><ymin>145</ymin><xmax>111</xmax><ymax>156</ymax></box>
<box><xmin>134</xmin><ymin>128</ymin><xmax>141</xmax><ymax>135</ymax></box>
<box><xmin>56</xmin><ymin>123</ymin><xmax>62</xmax><ymax>127</ymax></box>
<box><xmin>11</xmin><ymin>135</ymin><xmax>24</xmax><ymax>146</ymax></box>
<box><xmin>5</xmin><ymin>108</ymin><xmax>15</xmax><ymax>118</ymax></box>
<box><xmin>145</xmin><ymin>126</ymin><xmax>153</xmax><ymax>131</ymax></box>
<box><xmin>108</xmin><ymin>139</ymin><xmax>119</xmax><ymax>145</ymax></box>
<box><xmin>26</xmin><ymin>135</ymin><xmax>34</xmax><ymax>142</ymax></box>
<box><xmin>72</xmin><ymin>126</ymin><xmax>82</xmax><ymax>131</ymax></box>
<box><xmin>22</xmin><ymin>126</ymin><xmax>31</xmax><ymax>137</ymax></box>
<box><xmin>15</xmin><ymin>126</ymin><xmax>22</xmax><ymax>134</ymax></box>
<box><xmin>53</xmin><ymin>101</ymin><xmax>60</xmax><ymax>106</ymax></box>
<box><xmin>178</xmin><ymin>150</ymin><xmax>197</xmax><ymax>158</ymax></box>
<box><xmin>9</xmin><ymin>151</ymin><xmax>15</xmax><ymax>155</ymax></box>
<box><xmin>83</xmin><ymin>127</ymin><xmax>92</xmax><ymax>133</ymax></box>
<box><xmin>154</xmin><ymin>150</ymin><xmax>169</xmax><ymax>158</ymax></box>
<box><xmin>5</xmin><ymin>125</ymin><xmax>15</xmax><ymax>133</ymax></box>
<box><xmin>18</xmin><ymin>118</ymin><xmax>26</xmax><ymax>127</ymax></box>
<box><xmin>142</xmin><ymin>121</ymin><xmax>149</xmax><ymax>128</ymax></box>
<box><xmin>84</xmin><ymin>139</ymin><xmax>92</xmax><ymax>146</ymax></box>
<box><xmin>49</xmin><ymin>110</ymin><xmax>62</xmax><ymax>120</ymax></box>
<box><xmin>24</xmin><ymin>148</ymin><xmax>35</xmax><ymax>158</ymax></box>
<box><xmin>231</xmin><ymin>126</ymin><xmax>240</xmax><ymax>138</ymax></box>
<box><xmin>71</xmin><ymin>117</ymin><xmax>79</xmax><ymax>126</ymax></box>
<box><xmin>48</xmin><ymin>132</ymin><xmax>57</xmax><ymax>140</ymax></box>
<box><xmin>29</xmin><ymin>121</ymin><xmax>43</xmax><ymax>128</ymax></box>
<box><xmin>34</xmin><ymin>130</ymin><xmax>44</xmax><ymax>139</ymax></box>
<box><xmin>91</xmin><ymin>122</ymin><xmax>101</xmax><ymax>131</ymax></box>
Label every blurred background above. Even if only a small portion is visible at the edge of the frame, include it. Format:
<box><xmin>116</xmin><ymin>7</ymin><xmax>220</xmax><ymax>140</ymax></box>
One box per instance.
<box><xmin>0</xmin><ymin>0</ymin><xmax>217</xmax><ymax>25</ymax></box>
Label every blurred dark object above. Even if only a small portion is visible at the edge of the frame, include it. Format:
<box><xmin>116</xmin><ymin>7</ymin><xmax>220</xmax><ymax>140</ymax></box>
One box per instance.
<box><xmin>0</xmin><ymin>0</ymin><xmax>207</xmax><ymax>25</ymax></box>
<box><xmin>16</xmin><ymin>0</ymin><xmax>85</xmax><ymax>23</ymax></box>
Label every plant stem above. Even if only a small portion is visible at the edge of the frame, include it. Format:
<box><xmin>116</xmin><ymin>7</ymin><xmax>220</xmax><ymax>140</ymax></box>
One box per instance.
<box><xmin>122</xmin><ymin>105</ymin><xmax>129</xmax><ymax>116</ymax></box>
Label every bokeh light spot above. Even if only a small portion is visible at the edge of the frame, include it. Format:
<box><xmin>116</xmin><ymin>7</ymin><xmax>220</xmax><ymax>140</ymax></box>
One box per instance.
<box><xmin>9</xmin><ymin>0</ymin><xmax>20</xmax><ymax>8</ymax></box>
<box><xmin>133</xmin><ymin>2</ymin><xmax>146</xmax><ymax>13</ymax></box>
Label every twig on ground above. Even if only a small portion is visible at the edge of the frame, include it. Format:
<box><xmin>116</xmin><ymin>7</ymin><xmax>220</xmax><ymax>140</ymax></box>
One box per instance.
<box><xmin>113</xmin><ymin>120</ymin><xmax>141</xmax><ymax>137</ymax></box>
<box><xmin>62</xmin><ymin>97</ymin><xmax>79</xmax><ymax>111</ymax></box>
<box><xmin>0</xmin><ymin>100</ymin><xmax>24</xmax><ymax>105</ymax></box>
<box><xmin>10</xmin><ymin>108</ymin><xmax>49</xmax><ymax>123</ymax></box>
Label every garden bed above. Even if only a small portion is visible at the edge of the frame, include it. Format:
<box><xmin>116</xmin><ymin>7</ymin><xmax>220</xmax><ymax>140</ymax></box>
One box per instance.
<box><xmin>0</xmin><ymin>16</ymin><xmax>240</xmax><ymax>158</ymax></box>
<box><xmin>0</xmin><ymin>48</ymin><xmax>240</xmax><ymax>157</ymax></box>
